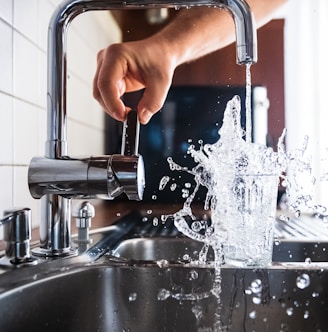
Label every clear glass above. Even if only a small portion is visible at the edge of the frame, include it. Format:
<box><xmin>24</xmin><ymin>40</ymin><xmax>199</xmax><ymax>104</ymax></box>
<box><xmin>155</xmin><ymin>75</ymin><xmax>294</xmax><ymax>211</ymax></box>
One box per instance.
<box><xmin>211</xmin><ymin>174</ymin><xmax>279</xmax><ymax>267</ymax></box>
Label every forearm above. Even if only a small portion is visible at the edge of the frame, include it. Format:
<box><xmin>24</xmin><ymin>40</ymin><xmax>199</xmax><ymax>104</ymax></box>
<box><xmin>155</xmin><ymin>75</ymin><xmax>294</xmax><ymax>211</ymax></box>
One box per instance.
<box><xmin>147</xmin><ymin>0</ymin><xmax>287</xmax><ymax>66</ymax></box>
<box><xmin>93</xmin><ymin>0</ymin><xmax>287</xmax><ymax>124</ymax></box>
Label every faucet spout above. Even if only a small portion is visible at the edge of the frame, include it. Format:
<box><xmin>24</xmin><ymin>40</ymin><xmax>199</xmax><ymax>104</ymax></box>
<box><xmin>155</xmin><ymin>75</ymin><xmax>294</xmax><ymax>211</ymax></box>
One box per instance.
<box><xmin>220</xmin><ymin>0</ymin><xmax>257</xmax><ymax>64</ymax></box>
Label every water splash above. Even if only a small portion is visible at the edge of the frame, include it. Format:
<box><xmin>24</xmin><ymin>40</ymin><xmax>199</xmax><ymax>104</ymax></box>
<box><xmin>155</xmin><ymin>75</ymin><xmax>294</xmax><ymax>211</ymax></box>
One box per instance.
<box><xmin>167</xmin><ymin>95</ymin><xmax>284</xmax><ymax>268</ymax></box>
<box><xmin>159</xmin><ymin>175</ymin><xmax>170</xmax><ymax>191</ymax></box>
<box><xmin>157</xmin><ymin>288</ymin><xmax>211</xmax><ymax>301</ymax></box>
<box><xmin>296</xmin><ymin>274</ymin><xmax>311</xmax><ymax>289</ymax></box>
<box><xmin>166</xmin><ymin>92</ymin><xmax>327</xmax><ymax>267</ymax></box>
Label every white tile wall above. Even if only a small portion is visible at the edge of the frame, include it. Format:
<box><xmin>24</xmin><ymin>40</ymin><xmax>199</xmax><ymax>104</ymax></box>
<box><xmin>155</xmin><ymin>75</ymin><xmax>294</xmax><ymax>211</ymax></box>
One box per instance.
<box><xmin>0</xmin><ymin>93</ymin><xmax>13</xmax><ymax>165</ymax></box>
<box><xmin>13</xmin><ymin>31</ymin><xmax>39</xmax><ymax>105</ymax></box>
<box><xmin>0</xmin><ymin>1</ymin><xmax>12</xmax><ymax>25</ymax></box>
<box><xmin>0</xmin><ymin>0</ymin><xmax>121</xmax><ymax>239</ymax></box>
<box><xmin>0</xmin><ymin>19</ymin><xmax>13</xmax><ymax>94</ymax></box>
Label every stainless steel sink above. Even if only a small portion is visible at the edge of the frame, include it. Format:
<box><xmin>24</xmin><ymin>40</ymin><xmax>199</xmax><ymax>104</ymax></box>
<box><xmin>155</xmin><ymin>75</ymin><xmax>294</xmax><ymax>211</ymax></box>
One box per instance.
<box><xmin>1</xmin><ymin>212</ymin><xmax>328</xmax><ymax>332</ymax></box>
<box><xmin>1</xmin><ymin>253</ymin><xmax>328</xmax><ymax>332</ymax></box>
<box><xmin>113</xmin><ymin>237</ymin><xmax>209</xmax><ymax>262</ymax></box>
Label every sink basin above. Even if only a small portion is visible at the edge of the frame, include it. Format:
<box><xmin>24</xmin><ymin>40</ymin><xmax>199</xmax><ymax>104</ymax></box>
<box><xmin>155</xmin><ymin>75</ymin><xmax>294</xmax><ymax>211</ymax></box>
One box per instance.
<box><xmin>112</xmin><ymin>236</ymin><xmax>328</xmax><ymax>263</ymax></box>
<box><xmin>1</xmin><ymin>212</ymin><xmax>328</xmax><ymax>331</ymax></box>
<box><xmin>0</xmin><ymin>254</ymin><xmax>328</xmax><ymax>332</ymax></box>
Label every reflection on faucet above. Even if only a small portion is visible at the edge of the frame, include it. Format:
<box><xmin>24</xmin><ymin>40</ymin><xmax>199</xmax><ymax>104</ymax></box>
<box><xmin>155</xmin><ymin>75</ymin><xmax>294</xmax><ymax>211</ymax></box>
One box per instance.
<box><xmin>28</xmin><ymin>0</ymin><xmax>257</xmax><ymax>257</ymax></box>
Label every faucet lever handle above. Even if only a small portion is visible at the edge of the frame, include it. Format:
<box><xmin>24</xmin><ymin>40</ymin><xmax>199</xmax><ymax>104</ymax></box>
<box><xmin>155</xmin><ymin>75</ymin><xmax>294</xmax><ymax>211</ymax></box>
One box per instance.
<box><xmin>121</xmin><ymin>110</ymin><xmax>140</xmax><ymax>156</ymax></box>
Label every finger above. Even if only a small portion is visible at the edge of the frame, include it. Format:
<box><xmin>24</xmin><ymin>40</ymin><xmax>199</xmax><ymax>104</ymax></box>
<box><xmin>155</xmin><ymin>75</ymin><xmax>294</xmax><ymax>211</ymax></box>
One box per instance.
<box><xmin>94</xmin><ymin>48</ymin><xmax>128</xmax><ymax>121</ymax></box>
<box><xmin>138</xmin><ymin>75</ymin><xmax>172</xmax><ymax>124</ymax></box>
<box><xmin>93</xmin><ymin>50</ymin><xmax>105</xmax><ymax>103</ymax></box>
<box><xmin>93</xmin><ymin>50</ymin><xmax>125</xmax><ymax>120</ymax></box>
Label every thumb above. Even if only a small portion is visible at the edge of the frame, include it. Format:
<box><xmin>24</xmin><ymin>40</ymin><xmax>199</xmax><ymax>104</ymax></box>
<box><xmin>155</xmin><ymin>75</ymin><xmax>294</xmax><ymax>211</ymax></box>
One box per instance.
<box><xmin>138</xmin><ymin>76</ymin><xmax>172</xmax><ymax>124</ymax></box>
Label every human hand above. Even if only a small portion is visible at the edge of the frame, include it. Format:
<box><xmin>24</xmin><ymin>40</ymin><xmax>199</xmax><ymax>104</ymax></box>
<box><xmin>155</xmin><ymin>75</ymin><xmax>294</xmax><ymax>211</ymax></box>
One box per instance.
<box><xmin>93</xmin><ymin>38</ymin><xmax>176</xmax><ymax>124</ymax></box>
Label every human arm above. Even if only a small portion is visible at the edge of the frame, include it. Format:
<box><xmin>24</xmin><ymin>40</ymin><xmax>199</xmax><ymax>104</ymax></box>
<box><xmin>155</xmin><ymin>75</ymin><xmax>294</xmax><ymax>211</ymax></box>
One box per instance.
<box><xmin>93</xmin><ymin>0</ymin><xmax>287</xmax><ymax>124</ymax></box>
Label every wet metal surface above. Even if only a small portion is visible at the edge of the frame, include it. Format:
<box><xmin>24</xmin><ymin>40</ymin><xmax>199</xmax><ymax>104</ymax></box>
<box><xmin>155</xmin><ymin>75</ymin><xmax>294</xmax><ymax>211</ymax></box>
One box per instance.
<box><xmin>1</xmin><ymin>212</ymin><xmax>328</xmax><ymax>331</ymax></box>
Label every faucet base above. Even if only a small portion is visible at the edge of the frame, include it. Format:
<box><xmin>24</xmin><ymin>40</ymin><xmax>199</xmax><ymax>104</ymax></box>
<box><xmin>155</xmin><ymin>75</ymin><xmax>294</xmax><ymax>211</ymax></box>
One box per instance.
<box><xmin>0</xmin><ymin>255</ymin><xmax>38</xmax><ymax>268</ymax></box>
<box><xmin>32</xmin><ymin>247</ymin><xmax>77</xmax><ymax>258</ymax></box>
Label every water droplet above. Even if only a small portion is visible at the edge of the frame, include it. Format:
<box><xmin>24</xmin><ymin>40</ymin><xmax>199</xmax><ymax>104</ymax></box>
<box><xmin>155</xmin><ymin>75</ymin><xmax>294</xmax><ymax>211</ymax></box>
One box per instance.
<box><xmin>305</xmin><ymin>257</ymin><xmax>312</xmax><ymax>264</ymax></box>
<box><xmin>312</xmin><ymin>292</ymin><xmax>319</xmax><ymax>298</ymax></box>
<box><xmin>279</xmin><ymin>214</ymin><xmax>290</xmax><ymax>222</ymax></box>
<box><xmin>128</xmin><ymin>292</ymin><xmax>137</xmax><ymax>302</ymax></box>
<box><xmin>159</xmin><ymin>176</ymin><xmax>170</xmax><ymax>190</ymax></box>
<box><xmin>191</xmin><ymin>305</ymin><xmax>203</xmax><ymax>321</ymax></box>
<box><xmin>189</xmin><ymin>270</ymin><xmax>199</xmax><ymax>280</ymax></box>
<box><xmin>191</xmin><ymin>221</ymin><xmax>202</xmax><ymax>232</ymax></box>
<box><xmin>182</xmin><ymin>254</ymin><xmax>191</xmax><ymax>262</ymax></box>
<box><xmin>294</xmin><ymin>300</ymin><xmax>300</xmax><ymax>307</ymax></box>
<box><xmin>157</xmin><ymin>288</ymin><xmax>171</xmax><ymax>301</ymax></box>
<box><xmin>146</xmin><ymin>209</ymin><xmax>152</xmax><ymax>215</ymax></box>
<box><xmin>156</xmin><ymin>260</ymin><xmax>169</xmax><ymax>268</ymax></box>
<box><xmin>205</xmin><ymin>226</ymin><xmax>214</xmax><ymax>236</ymax></box>
<box><xmin>296</xmin><ymin>273</ymin><xmax>310</xmax><ymax>289</ymax></box>
<box><xmin>170</xmin><ymin>183</ymin><xmax>177</xmax><ymax>191</ymax></box>
<box><xmin>252</xmin><ymin>296</ymin><xmax>262</xmax><ymax>305</ymax></box>
<box><xmin>181</xmin><ymin>188</ymin><xmax>189</xmax><ymax>198</ymax></box>
<box><xmin>304</xmin><ymin>310</ymin><xmax>310</xmax><ymax>319</ymax></box>
<box><xmin>152</xmin><ymin>194</ymin><xmax>157</xmax><ymax>200</ymax></box>
<box><xmin>160</xmin><ymin>214</ymin><xmax>167</xmax><ymax>222</ymax></box>
<box><xmin>250</xmin><ymin>279</ymin><xmax>262</xmax><ymax>294</ymax></box>
<box><xmin>153</xmin><ymin>217</ymin><xmax>159</xmax><ymax>226</ymax></box>
<box><xmin>286</xmin><ymin>307</ymin><xmax>294</xmax><ymax>316</ymax></box>
<box><xmin>249</xmin><ymin>310</ymin><xmax>257</xmax><ymax>319</ymax></box>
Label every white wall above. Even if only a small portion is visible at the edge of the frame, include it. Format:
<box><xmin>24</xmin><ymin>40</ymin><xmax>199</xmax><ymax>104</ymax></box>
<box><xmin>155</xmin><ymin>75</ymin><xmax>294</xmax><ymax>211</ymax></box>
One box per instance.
<box><xmin>283</xmin><ymin>0</ymin><xmax>328</xmax><ymax>208</ymax></box>
<box><xmin>0</xmin><ymin>0</ymin><xmax>121</xmax><ymax>239</ymax></box>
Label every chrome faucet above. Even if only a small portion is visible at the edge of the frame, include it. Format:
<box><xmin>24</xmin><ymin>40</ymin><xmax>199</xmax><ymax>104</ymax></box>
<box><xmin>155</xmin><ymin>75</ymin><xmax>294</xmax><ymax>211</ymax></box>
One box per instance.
<box><xmin>27</xmin><ymin>0</ymin><xmax>257</xmax><ymax>257</ymax></box>
<box><xmin>29</xmin><ymin>109</ymin><xmax>144</xmax><ymax>257</ymax></box>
